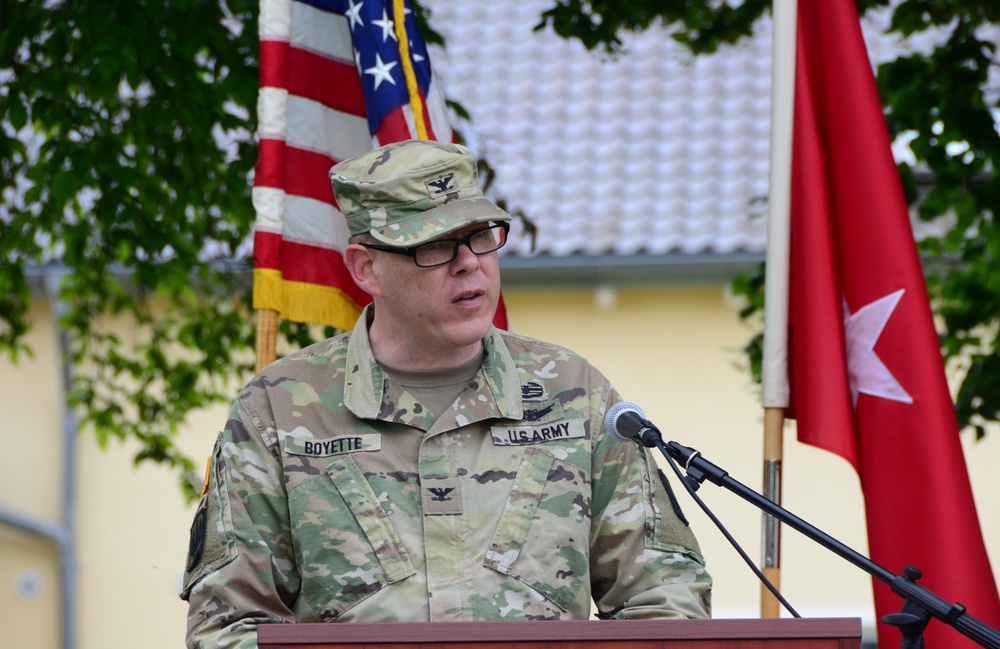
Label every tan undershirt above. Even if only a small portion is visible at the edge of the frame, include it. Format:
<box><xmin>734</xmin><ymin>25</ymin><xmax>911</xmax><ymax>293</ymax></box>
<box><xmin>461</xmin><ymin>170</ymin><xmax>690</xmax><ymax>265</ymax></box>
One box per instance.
<box><xmin>381</xmin><ymin>353</ymin><xmax>483</xmax><ymax>423</ymax></box>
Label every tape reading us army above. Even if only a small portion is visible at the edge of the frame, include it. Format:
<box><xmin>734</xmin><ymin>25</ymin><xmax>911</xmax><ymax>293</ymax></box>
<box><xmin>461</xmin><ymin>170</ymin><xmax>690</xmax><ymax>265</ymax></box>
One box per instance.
<box><xmin>490</xmin><ymin>420</ymin><xmax>586</xmax><ymax>446</ymax></box>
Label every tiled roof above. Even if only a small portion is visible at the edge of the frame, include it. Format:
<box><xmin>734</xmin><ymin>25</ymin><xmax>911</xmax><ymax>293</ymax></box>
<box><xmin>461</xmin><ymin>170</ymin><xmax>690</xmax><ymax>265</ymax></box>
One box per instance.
<box><xmin>423</xmin><ymin>0</ymin><xmax>774</xmax><ymax>260</ymax></box>
<box><xmin>421</xmin><ymin>2</ymin><xmax>963</xmax><ymax>266</ymax></box>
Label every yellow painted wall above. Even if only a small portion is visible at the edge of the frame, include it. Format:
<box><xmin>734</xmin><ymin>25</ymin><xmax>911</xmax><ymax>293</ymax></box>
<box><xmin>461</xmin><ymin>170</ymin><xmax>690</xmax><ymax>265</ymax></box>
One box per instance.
<box><xmin>0</xmin><ymin>300</ymin><xmax>215</xmax><ymax>648</ymax></box>
<box><xmin>1</xmin><ymin>299</ymin><xmax>65</xmax><ymax>649</ymax></box>
<box><xmin>2</xmin><ymin>285</ymin><xmax>998</xmax><ymax>648</ymax></box>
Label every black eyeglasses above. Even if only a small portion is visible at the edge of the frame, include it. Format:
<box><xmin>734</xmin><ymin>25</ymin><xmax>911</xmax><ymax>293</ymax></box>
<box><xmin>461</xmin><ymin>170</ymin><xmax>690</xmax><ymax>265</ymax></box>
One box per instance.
<box><xmin>359</xmin><ymin>222</ymin><xmax>510</xmax><ymax>268</ymax></box>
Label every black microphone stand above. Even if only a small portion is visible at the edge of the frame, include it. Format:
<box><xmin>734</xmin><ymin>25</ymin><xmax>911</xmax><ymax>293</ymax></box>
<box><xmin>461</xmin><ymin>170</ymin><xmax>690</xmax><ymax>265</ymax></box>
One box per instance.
<box><xmin>627</xmin><ymin>421</ymin><xmax>1000</xmax><ymax>649</ymax></box>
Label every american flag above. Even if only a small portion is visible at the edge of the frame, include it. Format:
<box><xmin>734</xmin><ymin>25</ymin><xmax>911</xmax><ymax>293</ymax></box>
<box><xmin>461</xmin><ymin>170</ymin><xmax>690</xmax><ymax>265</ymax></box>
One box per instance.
<box><xmin>252</xmin><ymin>0</ymin><xmax>454</xmax><ymax>330</ymax></box>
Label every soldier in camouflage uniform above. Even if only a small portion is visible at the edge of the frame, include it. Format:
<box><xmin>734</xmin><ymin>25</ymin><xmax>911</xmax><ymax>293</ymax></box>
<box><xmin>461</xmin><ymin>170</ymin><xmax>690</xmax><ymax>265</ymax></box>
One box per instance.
<box><xmin>182</xmin><ymin>140</ymin><xmax>711</xmax><ymax>648</ymax></box>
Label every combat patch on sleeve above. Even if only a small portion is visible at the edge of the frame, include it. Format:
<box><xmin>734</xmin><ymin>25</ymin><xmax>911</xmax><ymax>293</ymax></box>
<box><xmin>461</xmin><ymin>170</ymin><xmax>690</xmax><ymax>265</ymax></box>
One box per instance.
<box><xmin>641</xmin><ymin>450</ymin><xmax>701</xmax><ymax>554</ymax></box>
<box><xmin>657</xmin><ymin>468</ymin><xmax>689</xmax><ymax>527</ymax></box>
<box><xmin>186</xmin><ymin>503</ymin><xmax>208</xmax><ymax>573</ymax></box>
<box><xmin>181</xmin><ymin>439</ymin><xmax>238</xmax><ymax>599</ymax></box>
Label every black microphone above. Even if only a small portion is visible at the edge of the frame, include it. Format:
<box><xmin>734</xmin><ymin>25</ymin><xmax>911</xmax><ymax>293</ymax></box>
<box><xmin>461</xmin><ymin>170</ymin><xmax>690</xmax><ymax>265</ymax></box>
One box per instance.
<box><xmin>604</xmin><ymin>401</ymin><xmax>663</xmax><ymax>448</ymax></box>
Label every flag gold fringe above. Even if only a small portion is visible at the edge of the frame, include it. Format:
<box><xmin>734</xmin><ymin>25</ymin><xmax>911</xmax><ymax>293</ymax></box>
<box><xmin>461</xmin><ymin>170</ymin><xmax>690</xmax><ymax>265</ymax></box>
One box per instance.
<box><xmin>253</xmin><ymin>268</ymin><xmax>286</xmax><ymax>313</ymax></box>
<box><xmin>253</xmin><ymin>268</ymin><xmax>363</xmax><ymax>333</ymax></box>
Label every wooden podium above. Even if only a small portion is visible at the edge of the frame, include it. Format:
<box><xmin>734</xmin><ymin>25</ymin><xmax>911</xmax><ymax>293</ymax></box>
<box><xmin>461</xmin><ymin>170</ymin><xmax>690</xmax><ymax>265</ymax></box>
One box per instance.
<box><xmin>259</xmin><ymin>618</ymin><xmax>862</xmax><ymax>649</ymax></box>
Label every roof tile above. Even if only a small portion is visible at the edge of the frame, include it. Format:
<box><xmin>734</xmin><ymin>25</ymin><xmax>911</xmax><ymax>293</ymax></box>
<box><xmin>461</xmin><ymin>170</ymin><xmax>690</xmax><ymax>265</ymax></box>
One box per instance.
<box><xmin>423</xmin><ymin>1</ymin><xmax>957</xmax><ymax>260</ymax></box>
<box><xmin>426</xmin><ymin>0</ymin><xmax>770</xmax><ymax>256</ymax></box>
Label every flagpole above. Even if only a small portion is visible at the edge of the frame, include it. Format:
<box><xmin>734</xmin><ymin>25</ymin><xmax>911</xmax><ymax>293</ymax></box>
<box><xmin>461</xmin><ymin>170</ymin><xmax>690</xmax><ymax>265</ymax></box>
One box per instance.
<box><xmin>760</xmin><ymin>0</ymin><xmax>797</xmax><ymax>618</ymax></box>
<box><xmin>255</xmin><ymin>308</ymin><xmax>279</xmax><ymax>372</ymax></box>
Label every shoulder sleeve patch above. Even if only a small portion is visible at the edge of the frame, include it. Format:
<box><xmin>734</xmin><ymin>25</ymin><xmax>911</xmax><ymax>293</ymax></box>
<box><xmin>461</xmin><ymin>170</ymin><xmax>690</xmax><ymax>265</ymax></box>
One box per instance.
<box><xmin>641</xmin><ymin>449</ymin><xmax>701</xmax><ymax>554</ymax></box>
<box><xmin>181</xmin><ymin>437</ymin><xmax>238</xmax><ymax>599</ymax></box>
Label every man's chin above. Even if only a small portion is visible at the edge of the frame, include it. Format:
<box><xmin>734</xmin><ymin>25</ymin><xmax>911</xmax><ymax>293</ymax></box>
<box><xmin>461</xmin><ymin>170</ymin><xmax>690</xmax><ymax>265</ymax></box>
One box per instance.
<box><xmin>447</xmin><ymin>314</ymin><xmax>494</xmax><ymax>346</ymax></box>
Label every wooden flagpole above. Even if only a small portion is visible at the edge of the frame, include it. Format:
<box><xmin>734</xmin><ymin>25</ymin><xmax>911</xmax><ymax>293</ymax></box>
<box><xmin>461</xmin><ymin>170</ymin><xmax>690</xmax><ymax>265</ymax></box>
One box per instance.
<box><xmin>255</xmin><ymin>308</ymin><xmax>279</xmax><ymax>373</ymax></box>
<box><xmin>760</xmin><ymin>407</ymin><xmax>786</xmax><ymax>618</ymax></box>
<box><xmin>760</xmin><ymin>0</ymin><xmax>798</xmax><ymax>618</ymax></box>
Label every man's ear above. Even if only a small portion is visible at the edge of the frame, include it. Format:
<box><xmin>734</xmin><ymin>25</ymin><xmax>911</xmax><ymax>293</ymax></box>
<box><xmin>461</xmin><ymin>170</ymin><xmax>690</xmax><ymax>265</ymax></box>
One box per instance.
<box><xmin>344</xmin><ymin>243</ymin><xmax>383</xmax><ymax>297</ymax></box>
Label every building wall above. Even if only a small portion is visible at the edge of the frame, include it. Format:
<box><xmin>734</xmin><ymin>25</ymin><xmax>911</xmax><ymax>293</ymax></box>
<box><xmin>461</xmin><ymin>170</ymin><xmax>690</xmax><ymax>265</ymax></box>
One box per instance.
<box><xmin>504</xmin><ymin>285</ymin><xmax>876</xmax><ymax>621</ymax></box>
<box><xmin>1</xmin><ymin>299</ymin><xmax>65</xmax><ymax>649</ymax></box>
<box><xmin>2</xmin><ymin>285</ymin><xmax>998</xmax><ymax>648</ymax></box>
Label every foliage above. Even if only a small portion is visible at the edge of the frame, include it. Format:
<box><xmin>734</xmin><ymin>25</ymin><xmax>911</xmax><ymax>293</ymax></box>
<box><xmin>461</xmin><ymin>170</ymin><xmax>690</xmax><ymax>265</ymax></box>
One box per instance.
<box><xmin>0</xmin><ymin>0</ymin><xmax>459</xmax><ymax>499</ymax></box>
<box><xmin>878</xmin><ymin>6</ymin><xmax>1000</xmax><ymax>440</ymax></box>
<box><xmin>2</xmin><ymin>0</ymin><xmax>997</xmax><ymax>501</ymax></box>
<box><xmin>0</xmin><ymin>0</ymin><xmax>262</xmax><ymax>498</ymax></box>
<box><xmin>541</xmin><ymin>0</ymin><xmax>1000</xmax><ymax>440</ymax></box>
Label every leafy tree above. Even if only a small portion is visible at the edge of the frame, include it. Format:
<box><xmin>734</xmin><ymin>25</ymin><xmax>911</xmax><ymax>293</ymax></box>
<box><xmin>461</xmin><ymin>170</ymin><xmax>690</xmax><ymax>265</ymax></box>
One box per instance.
<box><xmin>0</xmin><ymin>0</ymin><xmax>444</xmax><ymax>499</ymax></box>
<box><xmin>1</xmin><ymin>0</ymin><xmax>997</xmax><ymax>501</ymax></box>
<box><xmin>0</xmin><ymin>0</ymin><xmax>263</xmax><ymax>498</ymax></box>
<box><xmin>539</xmin><ymin>0</ymin><xmax>1000</xmax><ymax>440</ymax></box>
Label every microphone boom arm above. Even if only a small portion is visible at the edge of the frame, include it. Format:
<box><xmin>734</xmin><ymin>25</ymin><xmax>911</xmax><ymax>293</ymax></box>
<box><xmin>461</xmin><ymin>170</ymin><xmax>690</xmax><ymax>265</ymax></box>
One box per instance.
<box><xmin>660</xmin><ymin>439</ymin><xmax>1000</xmax><ymax>649</ymax></box>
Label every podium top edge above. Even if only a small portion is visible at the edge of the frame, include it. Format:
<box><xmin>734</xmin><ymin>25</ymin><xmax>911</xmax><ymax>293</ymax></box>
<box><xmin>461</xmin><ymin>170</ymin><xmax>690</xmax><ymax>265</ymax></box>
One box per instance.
<box><xmin>258</xmin><ymin>617</ymin><xmax>863</xmax><ymax>644</ymax></box>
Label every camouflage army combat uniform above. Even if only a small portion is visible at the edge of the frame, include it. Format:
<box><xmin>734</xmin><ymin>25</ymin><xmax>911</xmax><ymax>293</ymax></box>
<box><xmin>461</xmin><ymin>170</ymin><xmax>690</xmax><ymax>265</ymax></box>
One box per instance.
<box><xmin>181</xmin><ymin>306</ymin><xmax>711</xmax><ymax>647</ymax></box>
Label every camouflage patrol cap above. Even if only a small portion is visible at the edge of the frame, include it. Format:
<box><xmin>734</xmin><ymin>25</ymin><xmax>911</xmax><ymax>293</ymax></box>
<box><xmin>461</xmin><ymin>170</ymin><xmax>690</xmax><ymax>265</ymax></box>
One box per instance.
<box><xmin>329</xmin><ymin>139</ymin><xmax>511</xmax><ymax>247</ymax></box>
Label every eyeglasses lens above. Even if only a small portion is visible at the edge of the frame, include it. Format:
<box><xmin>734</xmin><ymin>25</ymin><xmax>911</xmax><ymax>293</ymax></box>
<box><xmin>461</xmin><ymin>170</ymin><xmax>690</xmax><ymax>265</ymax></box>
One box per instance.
<box><xmin>413</xmin><ymin>225</ymin><xmax>507</xmax><ymax>267</ymax></box>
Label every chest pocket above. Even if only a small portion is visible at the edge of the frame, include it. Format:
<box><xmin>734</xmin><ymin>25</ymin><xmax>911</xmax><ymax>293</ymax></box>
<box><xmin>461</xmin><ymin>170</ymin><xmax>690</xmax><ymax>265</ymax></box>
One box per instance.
<box><xmin>483</xmin><ymin>445</ymin><xmax>591</xmax><ymax>612</ymax></box>
<box><xmin>287</xmin><ymin>454</ymin><xmax>415</xmax><ymax>619</ymax></box>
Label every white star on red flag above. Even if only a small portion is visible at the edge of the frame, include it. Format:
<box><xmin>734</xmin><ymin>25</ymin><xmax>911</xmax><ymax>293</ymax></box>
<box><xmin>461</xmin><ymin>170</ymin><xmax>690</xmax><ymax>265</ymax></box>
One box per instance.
<box><xmin>843</xmin><ymin>288</ymin><xmax>913</xmax><ymax>407</ymax></box>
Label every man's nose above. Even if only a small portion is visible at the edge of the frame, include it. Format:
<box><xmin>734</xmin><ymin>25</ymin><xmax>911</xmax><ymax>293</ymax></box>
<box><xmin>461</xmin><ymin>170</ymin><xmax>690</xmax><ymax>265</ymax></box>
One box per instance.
<box><xmin>450</xmin><ymin>240</ymin><xmax>480</xmax><ymax>270</ymax></box>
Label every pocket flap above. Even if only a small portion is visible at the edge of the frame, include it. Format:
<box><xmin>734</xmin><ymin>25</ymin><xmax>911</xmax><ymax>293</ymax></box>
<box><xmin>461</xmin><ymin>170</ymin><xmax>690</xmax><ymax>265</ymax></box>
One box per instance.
<box><xmin>327</xmin><ymin>455</ymin><xmax>415</xmax><ymax>583</ymax></box>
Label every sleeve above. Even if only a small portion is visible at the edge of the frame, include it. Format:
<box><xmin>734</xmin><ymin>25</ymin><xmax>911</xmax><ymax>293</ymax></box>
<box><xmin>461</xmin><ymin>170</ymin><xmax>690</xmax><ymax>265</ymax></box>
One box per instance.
<box><xmin>180</xmin><ymin>393</ymin><xmax>300</xmax><ymax>649</ymax></box>
<box><xmin>588</xmin><ymin>393</ymin><xmax>712</xmax><ymax>620</ymax></box>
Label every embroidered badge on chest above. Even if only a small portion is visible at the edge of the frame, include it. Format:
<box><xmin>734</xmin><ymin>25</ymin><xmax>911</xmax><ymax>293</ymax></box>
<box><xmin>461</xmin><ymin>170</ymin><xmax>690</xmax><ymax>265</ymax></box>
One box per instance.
<box><xmin>521</xmin><ymin>381</ymin><xmax>546</xmax><ymax>401</ymax></box>
<box><xmin>522</xmin><ymin>403</ymin><xmax>555</xmax><ymax>422</ymax></box>
<box><xmin>421</xmin><ymin>477</ymin><xmax>462</xmax><ymax>515</ymax></box>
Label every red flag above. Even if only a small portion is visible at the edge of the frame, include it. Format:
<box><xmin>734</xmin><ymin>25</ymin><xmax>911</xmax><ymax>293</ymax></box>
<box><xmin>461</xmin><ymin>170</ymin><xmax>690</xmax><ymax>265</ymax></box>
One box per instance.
<box><xmin>788</xmin><ymin>1</ymin><xmax>1000</xmax><ymax>647</ymax></box>
<box><xmin>253</xmin><ymin>0</ymin><xmax>508</xmax><ymax>330</ymax></box>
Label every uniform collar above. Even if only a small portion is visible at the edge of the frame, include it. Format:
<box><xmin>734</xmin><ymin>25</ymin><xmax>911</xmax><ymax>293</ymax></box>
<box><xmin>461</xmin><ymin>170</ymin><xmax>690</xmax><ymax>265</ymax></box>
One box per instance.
<box><xmin>344</xmin><ymin>304</ymin><xmax>523</xmax><ymax>425</ymax></box>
